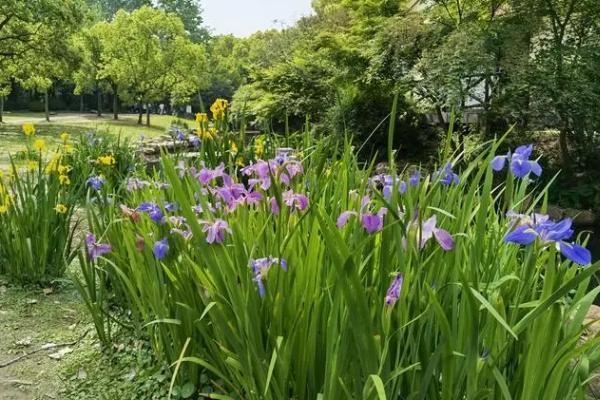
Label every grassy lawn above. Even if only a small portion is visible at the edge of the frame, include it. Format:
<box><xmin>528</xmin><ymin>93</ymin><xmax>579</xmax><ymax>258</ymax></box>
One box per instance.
<box><xmin>0</xmin><ymin>112</ymin><xmax>192</xmax><ymax>167</ymax></box>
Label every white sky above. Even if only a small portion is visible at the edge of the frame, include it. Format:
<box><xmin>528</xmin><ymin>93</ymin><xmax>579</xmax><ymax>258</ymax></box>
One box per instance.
<box><xmin>202</xmin><ymin>0</ymin><xmax>314</xmax><ymax>37</ymax></box>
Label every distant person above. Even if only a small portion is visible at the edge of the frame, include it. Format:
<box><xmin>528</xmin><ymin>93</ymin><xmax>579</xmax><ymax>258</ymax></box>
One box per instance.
<box><xmin>159</xmin><ymin>103</ymin><xmax>165</xmax><ymax>115</ymax></box>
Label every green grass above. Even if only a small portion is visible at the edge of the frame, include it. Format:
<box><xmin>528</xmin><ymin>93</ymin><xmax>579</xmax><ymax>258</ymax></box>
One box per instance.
<box><xmin>0</xmin><ymin>278</ymin><xmax>172</xmax><ymax>400</ymax></box>
<box><xmin>0</xmin><ymin>113</ymin><xmax>192</xmax><ymax>167</ymax></box>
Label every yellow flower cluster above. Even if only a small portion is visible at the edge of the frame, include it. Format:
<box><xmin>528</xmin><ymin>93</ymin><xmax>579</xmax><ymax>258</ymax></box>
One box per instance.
<box><xmin>198</xmin><ymin>127</ymin><xmax>217</xmax><ymax>141</ymax></box>
<box><xmin>54</xmin><ymin>204</ymin><xmax>68</xmax><ymax>214</ymax></box>
<box><xmin>59</xmin><ymin>174</ymin><xmax>71</xmax><ymax>186</ymax></box>
<box><xmin>33</xmin><ymin>139</ymin><xmax>46</xmax><ymax>152</ymax></box>
<box><xmin>229</xmin><ymin>141</ymin><xmax>238</xmax><ymax>156</ymax></box>
<box><xmin>210</xmin><ymin>98</ymin><xmax>228</xmax><ymax>120</ymax></box>
<box><xmin>22</xmin><ymin>123</ymin><xmax>35</xmax><ymax>136</ymax></box>
<box><xmin>60</xmin><ymin>132</ymin><xmax>70</xmax><ymax>142</ymax></box>
<box><xmin>0</xmin><ymin>191</ymin><xmax>11</xmax><ymax>214</ymax></box>
<box><xmin>45</xmin><ymin>155</ymin><xmax>61</xmax><ymax>174</ymax></box>
<box><xmin>98</xmin><ymin>155</ymin><xmax>116</xmax><ymax>166</ymax></box>
<box><xmin>27</xmin><ymin>160</ymin><xmax>38</xmax><ymax>171</ymax></box>
<box><xmin>195</xmin><ymin>113</ymin><xmax>208</xmax><ymax>123</ymax></box>
<box><xmin>254</xmin><ymin>136</ymin><xmax>265</xmax><ymax>159</ymax></box>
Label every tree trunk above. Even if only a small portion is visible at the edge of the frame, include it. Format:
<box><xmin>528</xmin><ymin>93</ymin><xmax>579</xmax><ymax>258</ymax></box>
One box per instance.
<box><xmin>80</xmin><ymin>95</ymin><xmax>84</xmax><ymax>113</ymax></box>
<box><xmin>146</xmin><ymin>104</ymin><xmax>150</xmax><ymax>126</ymax></box>
<box><xmin>96</xmin><ymin>86</ymin><xmax>102</xmax><ymax>117</ymax></box>
<box><xmin>112</xmin><ymin>84</ymin><xmax>119</xmax><ymax>120</ymax></box>
<box><xmin>559</xmin><ymin>125</ymin><xmax>571</xmax><ymax>171</ymax></box>
<box><xmin>44</xmin><ymin>91</ymin><xmax>50</xmax><ymax>122</ymax></box>
<box><xmin>138</xmin><ymin>103</ymin><xmax>143</xmax><ymax>125</ymax></box>
<box><xmin>0</xmin><ymin>96</ymin><xmax>4</xmax><ymax>123</ymax></box>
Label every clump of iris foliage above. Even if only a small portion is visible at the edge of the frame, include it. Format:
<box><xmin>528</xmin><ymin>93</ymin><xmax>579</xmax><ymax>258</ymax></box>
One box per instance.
<box><xmin>0</xmin><ymin>127</ymin><xmax>79</xmax><ymax>283</ymax></box>
<box><xmin>0</xmin><ymin>126</ymin><xmax>141</xmax><ymax>284</ymax></box>
<box><xmin>74</xmin><ymin>99</ymin><xmax>600</xmax><ymax>400</ymax></box>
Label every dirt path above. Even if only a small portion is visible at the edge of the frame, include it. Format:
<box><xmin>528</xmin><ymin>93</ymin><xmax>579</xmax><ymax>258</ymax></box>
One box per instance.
<box><xmin>0</xmin><ymin>282</ymin><xmax>89</xmax><ymax>400</ymax></box>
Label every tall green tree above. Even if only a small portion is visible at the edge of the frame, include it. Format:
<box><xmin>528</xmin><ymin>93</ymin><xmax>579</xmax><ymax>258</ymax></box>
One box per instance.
<box><xmin>87</xmin><ymin>0</ymin><xmax>151</xmax><ymax>19</ymax></box>
<box><xmin>99</xmin><ymin>6</ymin><xmax>207</xmax><ymax>125</ymax></box>
<box><xmin>0</xmin><ymin>0</ymin><xmax>85</xmax><ymax>63</ymax></box>
<box><xmin>157</xmin><ymin>0</ymin><xmax>209</xmax><ymax>42</ymax></box>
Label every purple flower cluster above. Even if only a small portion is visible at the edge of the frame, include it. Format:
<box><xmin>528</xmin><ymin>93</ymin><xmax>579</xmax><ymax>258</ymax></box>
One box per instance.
<box><xmin>85</xmin><ymin>233</ymin><xmax>111</xmax><ymax>261</ymax></box>
<box><xmin>337</xmin><ymin>196</ymin><xmax>388</xmax><ymax>234</ymax></box>
<box><xmin>153</xmin><ymin>238</ymin><xmax>169</xmax><ymax>260</ymax></box>
<box><xmin>504</xmin><ymin>212</ymin><xmax>591</xmax><ymax>265</ymax></box>
<box><xmin>137</xmin><ymin>202</ymin><xmax>165</xmax><ymax>223</ymax></box>
<box><xmin>86</xmin><ymin>175</ymin><xmax>105</xmax><ymax>191</ymax></box>
<box><xmin>433</xmin><ymin>163</ymin><xmax>460</xmax><ymax>186</ymax></box>
<box><xmin>371</xmin><ymin>170</ymin><xmax>421</xmax><ymax>199</ymax></box>
<box><xmin>492</xmin><ymin>145</ymin><xmax>542</xmax><ymax>178</ymax></box>
<box><xmin>250</xmin><ymin>256</ymin><xmax>288</xmax><ymax>297</ymax></box>
<box><xmin>385</xmin><ymin>273</ymin><xmax>404</xmax><ymax>307</ymax></box>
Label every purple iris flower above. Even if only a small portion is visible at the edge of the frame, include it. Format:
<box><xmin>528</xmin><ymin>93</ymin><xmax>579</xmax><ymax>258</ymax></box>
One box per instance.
<box><xmin>385</xmin><ymin>273</ymin><xmax>404</xmax><ymax>307</ymax></box>
<box><xmin>250</xmin><ymin>256</ymin><xmax>288</xmax><ymax>297</ymax></box>
<box><xmin>275</xmin><ymin>148</ymin><xmax>294</xmax><ymax>164</ymax></box>
<box><xmin>409</xmin><ymin>170</ymin><xmax>421</xmax><ymax>187</ymax></box>
<box><xmin>86</xmin><ymin>176</ymin><xmax>104</xmax><ymax>191</ymax></box>
<box><xmin>153</xmin><ymin>238</ymin><xmax>169</xmax><ymax>260</ymax></box>
<box><xmin>137</xmin><ymin>202</ymin><xmax>165</xmax><ymax>223</ymax></box>
<box><xmin>419</xmin><ymin>215</ymin><xmax>455</xmax><ymax>250</ymax></box>
<box><xmin>433</xmin><ymin>163</ymin><xmax>459</xmax><ymax>186</ymax></box>
<box><xmin>168</xmin><ymin>215</ymin><xmax>187</xmax><ymax>227</ymax></box>
<box><xmin>504</xmin><ymin>214</ymin><xmax>591</xmax><ymax>265</ymax></box>
<box><xmin>491</xmin><ymin>145</ymin><xmax>542</xmax><ymax>178</ymax></box>
<box><xmin>126</xmin><ymin>177</ymin><xmax>151</xmax><ymax>192</ymax></box>
<box><xmin>337</xmin><ymin>200</ymin><xmax>387</xmax><ymax>234</ymax></box>
<box><xmin>170</xmin><ymin>127</ymin><xmax>185</xmax><ymax>141</ymax></box>
<box><xmin>244</xmin><ymin>191</ymin><xmax>263</xmax><ymax>206</ymax></box>
<box><xmin>154</xmin><ymin>182</ymin><xmax>171</xmax><ymax>190</ymax></box>
<box><xmin>270</xmin><ymin>197</ymin><xmax>280</xmax><ymax>215</ymax></box>
<box><xmin>165</xmin><ymin>202</ymin><xmax>179</xmax><ymax>213</ymax></box>
<box><xmin>282</xmin><ymin>190</ymin><xmax>309</xmax><ymax>212</ymax></box>
<box><xmin>85</xmin><ymin>233</ymin><xmax>112</xmax><ymax>261</ymax></box>
<box><xmin>200</xmin><ymin>219</ymin><xmax>231</xmax><ymax>244</ymax></box>
<box><xmin>188</xmin><ymin>135</ymin><xmax>200</xmax><ymax>147</ymax></box>
<box><xmin>197</xmin><ymin>164</ymin><xmax>225</xmax><ymax>186</ymax></box>
<box><xmin>171</xmin><ymin>228</ymin><xmax>193</xmax><ymax>241</ymax></box>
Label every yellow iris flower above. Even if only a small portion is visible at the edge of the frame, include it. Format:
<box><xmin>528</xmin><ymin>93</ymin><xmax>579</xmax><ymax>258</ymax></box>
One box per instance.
<box><xmin>54</xmin><ymin>204</ymin><xmax>68</xmax><ymax>214</ymax></box>
<box><xmin>22</xmin><ymin>123</ymin><xmax>35</xmax><ymax>136</ymax></box>
<box><xmin>97</xmin><ymin>155</ymin><xmax>116</xmax><ymax>166</ymax></box>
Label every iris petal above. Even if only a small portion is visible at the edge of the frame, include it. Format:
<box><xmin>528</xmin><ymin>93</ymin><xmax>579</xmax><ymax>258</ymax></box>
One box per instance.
<box><xmin>433</xmin><ymin>229</ymin><xmax>454</xmax><ymax>251</ymax></box>
<box><xmin>504</xmin><ymin>225</ymin><xmax>537</xmax><ymax>245</ymax></box>
<box><xmin>491</xmin><ymin>156</ymin><xmax>507</xmax><ymax>171</ymax></box>
<box><xmin>559</xmin><ymin>242</ymin><xmax>592</xmax><ymax>266</ymax></box>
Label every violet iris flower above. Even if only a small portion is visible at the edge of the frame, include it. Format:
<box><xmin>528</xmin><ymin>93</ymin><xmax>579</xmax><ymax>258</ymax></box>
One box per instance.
<box><xmin>433</xmin><ymin>163</ymin><xmax>459</xmax><ymax>186</ymax></box>
<box><xmin>504</xmin><ymin>214</ymin><xmax>591</xmax><ymax>265</ymax></box>
<box><xmin>419</xmin><ymin>215</ymin><xmax>455</xmax><ymax>251</ymax></box>
<box><xmin>86</xmin><ymin>233</ymin><xmax>112</xmax><ymax>261</ymax></box>
<box><xmin>200</xmin><ymin>219</ymin><xmax>231</xmax><ymax>244</ymax></box>
<box><xmin>385</xmin><ymin>273</ymin><xmax>404</xmax><ymax>307</ymax></box>
<box><xmin>153</xmin><ymin>238</ymin><xmax>169</xmax><ymax>260</ymax></box>
<box><xmin>197</xmin><ymin>164</ymin><xmax>225</xmax><ymax>185</ymax></box>
<box><xmin>126</xmin><ymin>177</ymin><xmax>151</xmax><ymax>192</ymax></box>
<box><xmin>250</xmin><ymin>256</ymin><xmax>288</xmax><ymax>297</ymax></box>
<box><xmin>165</xmin><ymin>202</ymin><xmax>179</xmax><ymax>213</ymax></box>
<box><xmin>137</xmin><ymin>202</ymin><xmax>165</xmax><ymax>223</ymax></box>
<box><xmin>188</xmin><ymin>135</ymin><xmax>200</xmax><ymax>147</ymax></box>
<box><xmin>491</xmin><ymin>145</ymin><xmax>542</xmax><ymax>178</ymax></box>
<box><xmin>282</xmin><ymin>190</ymin><xmax>309</xmax><ymax>212</ymax></box>
<box><xmin>86</xmin><ymin>176</ymin><xmax>104</xmax><ymax>191</ymax></box>
<box><xmin>380</xmin><ymin>171</ymin><xmax>421</xmax><ymax>199</ymax></box>
<box><xmin>337</xmin><ymin>196</ymin><xmax>388</xmax><ymax>234</ymax></box>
